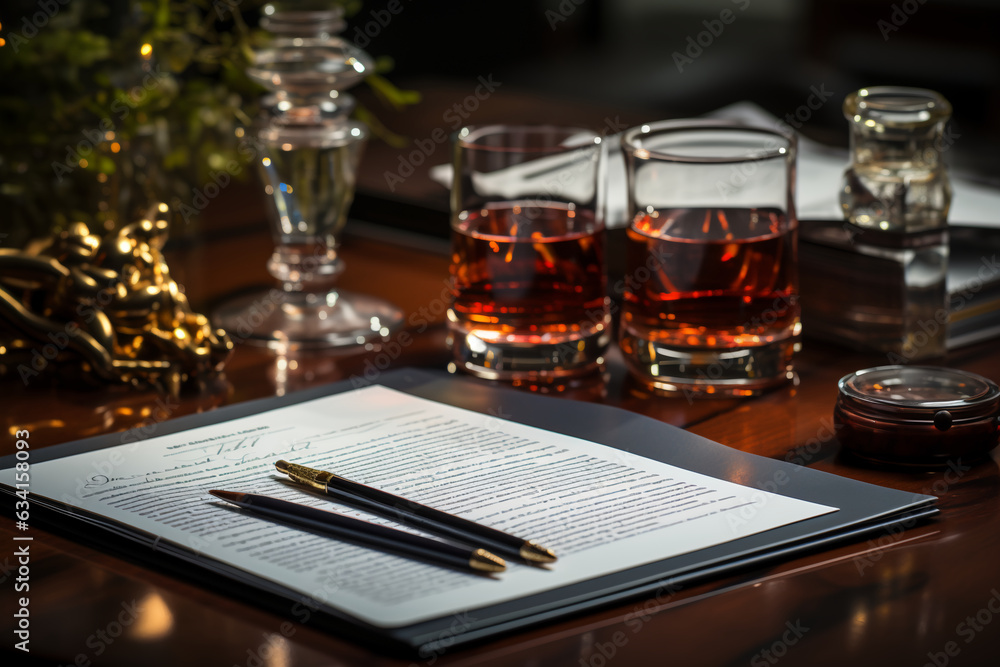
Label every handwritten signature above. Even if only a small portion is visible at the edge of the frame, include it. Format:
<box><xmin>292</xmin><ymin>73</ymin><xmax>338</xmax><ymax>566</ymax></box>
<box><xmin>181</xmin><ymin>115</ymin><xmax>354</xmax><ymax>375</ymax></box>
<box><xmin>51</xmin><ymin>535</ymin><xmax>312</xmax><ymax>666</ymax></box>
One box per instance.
<box><xmin>84</xmin><ymin>440</ymin><xmax>315</xmax><ymax>488</ymax></box>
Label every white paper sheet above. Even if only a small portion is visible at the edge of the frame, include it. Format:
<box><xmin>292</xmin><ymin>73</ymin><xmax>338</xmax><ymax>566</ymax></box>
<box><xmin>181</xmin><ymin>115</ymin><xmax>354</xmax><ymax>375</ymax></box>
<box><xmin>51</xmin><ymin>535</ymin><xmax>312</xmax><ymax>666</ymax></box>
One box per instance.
<box><xmin>1</xmin><ymin>386</ymin><xmax>835</xmax><ymax>627</ymax></box>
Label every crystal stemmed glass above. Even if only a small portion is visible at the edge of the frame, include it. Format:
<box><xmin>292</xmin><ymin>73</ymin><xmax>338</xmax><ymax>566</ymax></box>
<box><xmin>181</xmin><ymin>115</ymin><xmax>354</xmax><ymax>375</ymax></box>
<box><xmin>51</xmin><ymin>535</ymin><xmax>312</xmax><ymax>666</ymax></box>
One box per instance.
<box><xmin>213</xmin><ymin>3</ymin><xmax>403</xmax><ymax>348</ymax></box>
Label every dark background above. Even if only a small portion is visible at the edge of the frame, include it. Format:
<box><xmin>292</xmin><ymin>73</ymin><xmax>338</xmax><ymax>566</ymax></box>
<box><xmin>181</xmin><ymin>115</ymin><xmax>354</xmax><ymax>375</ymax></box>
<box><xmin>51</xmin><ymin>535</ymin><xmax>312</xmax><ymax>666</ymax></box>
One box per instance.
<box><xmin>348</xmin><ymin>0</ymin><xmax>1000</xmax><ymax>179</ymax></box>
<box><xmin>3</xmin><ymin>0</ymin><xmax>997</xmax><ymax>239</ymax></box>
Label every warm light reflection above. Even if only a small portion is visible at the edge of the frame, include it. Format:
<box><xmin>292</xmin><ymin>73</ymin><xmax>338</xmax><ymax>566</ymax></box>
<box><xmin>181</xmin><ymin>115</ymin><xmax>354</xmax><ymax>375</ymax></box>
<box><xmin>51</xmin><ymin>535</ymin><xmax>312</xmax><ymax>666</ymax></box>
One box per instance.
<box><xmin>265</xmin><ymin>634</ymin><xmax>291</xmax><ymax>667</ymax></box>
<box><xmin>274</xmin><ymin>353</ymin><xmax>288</xmax><ymax>395</ymax></box>
<box><xmin>848</xmin><ymin>603</ymin><xmax>869</xmax><ymax>649</ymax></box>
<box><xmin>10</xmin><ymin>423</ymin><xmax>60</xmax><ymax>436</ymax></box>
<box><xmin>140</xmin><ymin>43</ymin><xmax>153</xmax><ymax>57</ymax></box>
<box><xmin>131</xmin><ymin>593</ymin><xmax>173</xmax><ymax>640</ymax></box>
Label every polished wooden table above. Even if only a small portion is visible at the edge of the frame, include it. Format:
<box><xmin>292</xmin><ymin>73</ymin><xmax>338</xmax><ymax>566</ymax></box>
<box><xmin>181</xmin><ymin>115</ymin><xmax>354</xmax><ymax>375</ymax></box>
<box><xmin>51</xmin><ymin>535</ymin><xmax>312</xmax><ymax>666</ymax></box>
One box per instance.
<box><xmin>4</xmin><ymin>208</ymin><xmax>1000</xmax><ymax>666</ymax></box>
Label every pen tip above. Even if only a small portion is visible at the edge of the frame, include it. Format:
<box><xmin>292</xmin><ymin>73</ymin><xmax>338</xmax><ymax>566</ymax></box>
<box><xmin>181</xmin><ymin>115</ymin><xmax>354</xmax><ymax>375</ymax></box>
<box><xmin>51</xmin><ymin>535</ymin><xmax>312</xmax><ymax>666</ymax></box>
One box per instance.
<box><xmin>275</xmin><ymin>460</ymin><xmax>290</xmax><ymax>474</ymax></box>
<box><xmin>470</xmin><ymin>549</ymin><xmax>506</xmax><ymax>573</ymax></box>
<box><xmin>209</xmin><ymin>490</ymin><xmax>245</xmax><ymax>503</ymax></box>
<box><xmin>520</xmin><ymin>540</ymin><xmax>557</xmax><ymax>563</ymax></box>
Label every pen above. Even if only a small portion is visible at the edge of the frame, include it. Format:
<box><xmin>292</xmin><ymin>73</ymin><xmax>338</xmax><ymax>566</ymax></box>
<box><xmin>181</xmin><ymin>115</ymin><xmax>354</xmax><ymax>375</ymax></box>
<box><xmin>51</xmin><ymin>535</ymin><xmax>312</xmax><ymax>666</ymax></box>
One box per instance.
<box><xmin>274</xmin><ymin>460</ymin><xmax>558</xmax><ymax>564</ymax></box>
<box><xmin>208</xmin><ymin>490</ymin><xmax>506</xmax><ymax>573</ymax></box>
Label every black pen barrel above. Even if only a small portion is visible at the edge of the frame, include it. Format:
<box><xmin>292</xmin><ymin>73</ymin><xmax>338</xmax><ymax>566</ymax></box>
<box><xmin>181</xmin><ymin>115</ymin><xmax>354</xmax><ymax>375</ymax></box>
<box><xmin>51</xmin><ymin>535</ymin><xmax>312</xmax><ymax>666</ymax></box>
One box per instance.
<box><xmin>324</xmin><ymin>480</ymin><xmax>524</xmax><ymax>558</ymax></box>
<box><xmin>242</xmin><ymin>494</ymin><xmax>478</xmax><ymax>570</ymax></box>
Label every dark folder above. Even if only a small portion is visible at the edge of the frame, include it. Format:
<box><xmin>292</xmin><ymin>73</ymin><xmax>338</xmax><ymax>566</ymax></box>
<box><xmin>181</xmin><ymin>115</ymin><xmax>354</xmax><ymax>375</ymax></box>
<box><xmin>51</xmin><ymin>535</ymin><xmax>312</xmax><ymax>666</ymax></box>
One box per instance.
<box><xmin>0</xmin><ymin>368</ymin><xmax>936</xmax><ymax>657</ymax></box>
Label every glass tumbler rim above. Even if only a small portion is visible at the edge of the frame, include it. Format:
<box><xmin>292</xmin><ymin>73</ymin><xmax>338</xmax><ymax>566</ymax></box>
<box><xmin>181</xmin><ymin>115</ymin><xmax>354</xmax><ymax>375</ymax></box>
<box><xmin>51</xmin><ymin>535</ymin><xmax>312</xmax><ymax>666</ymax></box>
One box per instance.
<box><xmin>843</xmin><ymin>86</ymin><xmax>952</xmax><ymax>123</ymax></box>
<box><xmin>456</xmin><ymin>124</ymin><xmax>602</xmax><ymax>154</ymax></box>
<box><xmin>620</xmin><ymin>120</ymin><xmax>795</xmax><ymax>165</ymax></box>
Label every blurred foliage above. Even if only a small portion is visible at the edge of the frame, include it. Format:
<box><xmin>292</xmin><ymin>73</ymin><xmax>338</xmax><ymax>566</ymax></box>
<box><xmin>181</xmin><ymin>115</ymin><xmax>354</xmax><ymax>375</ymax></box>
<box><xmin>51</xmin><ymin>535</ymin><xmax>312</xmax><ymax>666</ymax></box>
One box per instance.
<box><xmin>0</xmin><ymin>0</ymin><xmax>418</xmax><ymax>246</ymax></box>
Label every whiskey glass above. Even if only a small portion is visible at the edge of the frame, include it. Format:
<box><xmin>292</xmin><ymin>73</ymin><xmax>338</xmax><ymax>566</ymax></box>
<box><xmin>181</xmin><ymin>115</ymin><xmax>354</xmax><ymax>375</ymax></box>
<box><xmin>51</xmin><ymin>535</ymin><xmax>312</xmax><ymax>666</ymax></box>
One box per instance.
<box><xmin>447</xmin><ymin>125</ymin><xmax>611</xmax><ymax>380</ymax></box>
<box><xmin>619</xmin><ymin>120</ymin><xmax>800</xmax><ymax>397</ymax></box>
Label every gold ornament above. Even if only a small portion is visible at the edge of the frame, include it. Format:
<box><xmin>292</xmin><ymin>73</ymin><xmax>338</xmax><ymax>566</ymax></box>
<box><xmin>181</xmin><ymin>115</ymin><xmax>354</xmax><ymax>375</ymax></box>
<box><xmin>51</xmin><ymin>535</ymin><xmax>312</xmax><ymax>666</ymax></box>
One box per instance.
<box><xmin>0</xmin><ymin>204</ymin><xmax>233</xmax><ymax>394</ymax></box>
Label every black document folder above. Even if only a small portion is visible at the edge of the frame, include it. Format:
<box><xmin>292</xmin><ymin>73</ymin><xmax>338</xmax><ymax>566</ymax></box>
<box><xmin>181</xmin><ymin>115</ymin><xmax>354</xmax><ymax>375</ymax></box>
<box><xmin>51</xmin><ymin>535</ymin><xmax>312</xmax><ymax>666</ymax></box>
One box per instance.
<box><xmin>0</xmin><ymin>368</ymin><xmax>937</xmax><ymax>657</ymax></box>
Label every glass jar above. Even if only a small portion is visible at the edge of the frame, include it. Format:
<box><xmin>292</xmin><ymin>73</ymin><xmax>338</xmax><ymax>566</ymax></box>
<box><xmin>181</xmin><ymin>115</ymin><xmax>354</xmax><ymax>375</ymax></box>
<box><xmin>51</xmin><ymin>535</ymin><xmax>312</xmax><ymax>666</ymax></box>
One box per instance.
<box><xmin>835</xmin><ymin>87</ymin><xmax>954</xmax><ymax>361</ymax></box>
<box><xmin>840</xmin><ymin>86</ymin><xmax>952</xmax><ymax>233</ymax></box>
<box><xmin>835</xmin><ymin>365</ymin><xmax>1000</xmax><ymax>467</ymax></box>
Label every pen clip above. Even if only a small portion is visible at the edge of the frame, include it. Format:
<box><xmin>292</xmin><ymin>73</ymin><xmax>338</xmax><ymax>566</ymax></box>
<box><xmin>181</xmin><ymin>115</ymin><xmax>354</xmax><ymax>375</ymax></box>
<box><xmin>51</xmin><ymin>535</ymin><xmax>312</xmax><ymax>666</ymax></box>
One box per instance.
<box><xmin>286</xmin><ymin>471</ymin><xmax>327</xmax><ymax>491</ymax></box>
<box><xmin>276</xmin><ymin>460</ymin><xmax>339</xmax><ymax>491</ymax></box>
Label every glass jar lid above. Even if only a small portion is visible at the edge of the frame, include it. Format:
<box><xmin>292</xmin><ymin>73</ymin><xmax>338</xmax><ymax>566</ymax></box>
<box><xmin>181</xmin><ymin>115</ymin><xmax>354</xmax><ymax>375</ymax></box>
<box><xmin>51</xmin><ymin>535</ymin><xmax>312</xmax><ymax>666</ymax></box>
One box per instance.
<box><xmin>838</xmin><ymin>365</ymin><xmax>1000</xmax><ymax>423</ymax></box>
<box><xmin>843</xmin><ymin>86</ymin><xmax>952</xmax><ymax>128</ymax></box>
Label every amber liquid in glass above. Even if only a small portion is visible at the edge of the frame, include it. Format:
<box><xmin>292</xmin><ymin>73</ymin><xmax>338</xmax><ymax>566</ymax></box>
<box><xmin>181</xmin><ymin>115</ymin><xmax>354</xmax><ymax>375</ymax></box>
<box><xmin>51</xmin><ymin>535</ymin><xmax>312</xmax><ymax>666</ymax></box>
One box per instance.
<box><xmin>620</xmin><ymin>207</ymin><xmax>800</xmax><ymax>395</ymax></box>
<box><xmin>448</xmin><ymin>201</ymin><xmax>610</xmax><ymax>378</ymax></box>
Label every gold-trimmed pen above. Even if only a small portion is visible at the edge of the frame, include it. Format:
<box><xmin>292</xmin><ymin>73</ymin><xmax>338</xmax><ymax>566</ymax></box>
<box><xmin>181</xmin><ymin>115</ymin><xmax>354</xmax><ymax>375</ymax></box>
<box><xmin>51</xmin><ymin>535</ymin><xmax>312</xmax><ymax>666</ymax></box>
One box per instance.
<box><xmin>209</xmin><ymin>490</ymin><xmax>505</xmax><ymax>573</ymax></box>
<box><xmin>275</xmin><ymin>460</ymin><xmax>557</xmax><ymax>564</ymax></box>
